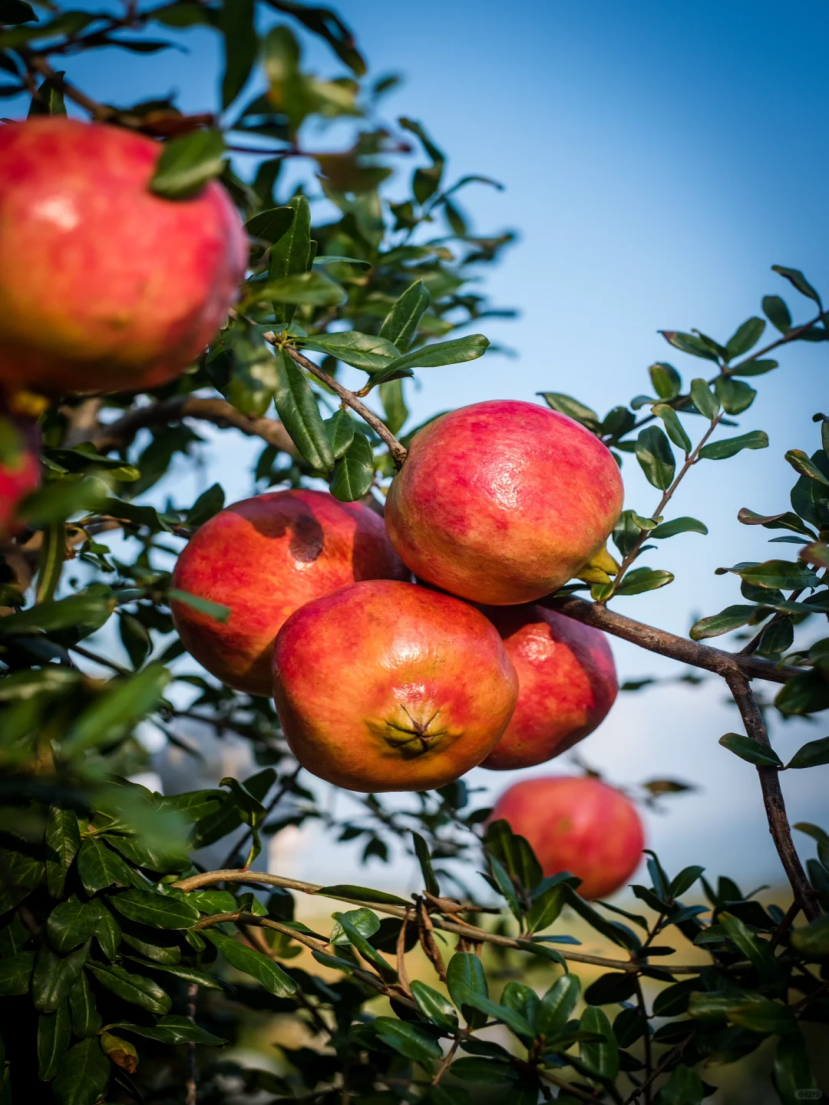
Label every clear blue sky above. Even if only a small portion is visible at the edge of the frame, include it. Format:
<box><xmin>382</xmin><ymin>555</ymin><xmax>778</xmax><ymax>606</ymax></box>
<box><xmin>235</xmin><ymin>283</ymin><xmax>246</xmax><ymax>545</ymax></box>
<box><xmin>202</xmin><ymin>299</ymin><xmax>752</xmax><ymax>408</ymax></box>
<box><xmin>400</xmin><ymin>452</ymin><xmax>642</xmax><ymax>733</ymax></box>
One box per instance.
<box><xmin>17</xmin><ymin>0</ymin><xmax>829</xmax><ymax>891</ymax></box>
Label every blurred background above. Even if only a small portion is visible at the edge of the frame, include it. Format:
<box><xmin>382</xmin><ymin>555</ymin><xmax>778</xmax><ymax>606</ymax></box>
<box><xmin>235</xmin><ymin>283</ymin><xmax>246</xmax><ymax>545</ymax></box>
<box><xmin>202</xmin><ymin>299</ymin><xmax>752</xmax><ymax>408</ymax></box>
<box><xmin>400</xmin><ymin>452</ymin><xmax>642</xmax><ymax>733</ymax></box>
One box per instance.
<box><xmin>13</xmin><ymin>0</ymin><xmax>828</xmax><ymax>895</ymax></box>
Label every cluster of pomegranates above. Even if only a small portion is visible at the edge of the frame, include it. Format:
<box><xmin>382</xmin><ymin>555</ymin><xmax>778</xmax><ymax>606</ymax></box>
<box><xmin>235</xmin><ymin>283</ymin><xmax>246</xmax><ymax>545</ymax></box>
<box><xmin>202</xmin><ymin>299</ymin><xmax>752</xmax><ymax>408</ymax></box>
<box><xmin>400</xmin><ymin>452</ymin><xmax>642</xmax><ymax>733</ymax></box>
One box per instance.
<box><xmin>0</xmin><ymin>117</ymin><xmax>645</xmax><ymax>898</ymax></box>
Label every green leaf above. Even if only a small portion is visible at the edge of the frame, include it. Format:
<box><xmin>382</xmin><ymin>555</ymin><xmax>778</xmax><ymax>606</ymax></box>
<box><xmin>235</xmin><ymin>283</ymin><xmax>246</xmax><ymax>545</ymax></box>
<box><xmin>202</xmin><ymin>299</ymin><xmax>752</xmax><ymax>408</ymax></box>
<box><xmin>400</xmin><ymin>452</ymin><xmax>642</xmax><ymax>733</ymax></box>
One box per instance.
<box><xmin>218</xmin><ymin>0</ymin><xmax>256</xmax><ymax>107</ymax></box>
<box><xmin>774</xmin><ymin>1031</ymin><xmax>818</xmax><ymax>1105</ymax></box>
<box><xmin>373</xmin><ymin>1016</ymin><xmax>443</xmax><ymax>1061</ymax></box>
<box><xmin>68</xmin><ymin>971</ymin><xmax>101</xmax><ymax>1038</ymax></box>
<box><xmin>652</xmin><ymin>978</ymin><xmax>699</xmax><ymax>1018</ymax></box>
<box><xmin>452</xmin><ymin>987</ymin><xmax>535</xmax><ymax>1039</ymax></box>
<box><xmin>726</xmin><ymin>317</ymin><xmax>765</xmax><ymax>360</ymax></box>
<box><xmin>538</xmin><ymin>392</ymin><xmax>600</xmax><ymax>430</ymax></box>
<box><xmin>202</xmin><ymin>929</ymin><xmax>297</xmax><ymax>995</ymax></box>
<box><xmin>786</xmin><ymin>448</ymin><xmax>829</xmax><ymax>486</ymax></box>
<box><xmin>245</xmin><ymin>206</ymin><xmax>294</xmax><ymax>246</ymax></box>
<box><xmin>87</xmin><ymin>961</ymin><xmax>171</xmax><ymax>1014</ymax></box>
<box><xmin>635</xmin><ymin>426</ymin><xmax>675</xmax><ymax>490</ymax></box>
<box><xmin>655</xmin><ymin>1063</ymin><xmax>704</xmax><ymax>1105</ymax></box>
<box><xmin>331</xmin><ymin>910</ymin><xmax>396</xmax><ymax>981</ymax></box>
<box><xmin>167</xmin><ymin>589</ymin><xmax>231</xmax><ymax>624</ymax></box>
<box><xmin>52</xmin><ymin>1038</ymin><xmax>110</xmax><ymax>1105</ymax></box>
<box><xmin>123</xmin><ymin>956</ymin><xmax>223</xmax><ymax>989</ymax></box>
<box><xmin>412</xmin><ymin>831</ymin><xmax>440</xmax><ymax>897</ymax></box>
<box><xmin>372</xmin><ymin>334</ymin><xmax>490</xmax><ymax>382</ymax></box>
<box><xmin>76</xmin><ymin>838</ymin><xmax>135</xmax><ymax>895</ymax></box>
<box><xmin>584</xmin><ymin>971</ymin><xmax>637</xmax><ymax>1006</ymax></box>
<box><xmin>269</xmin><ymin>194</ymin><xmax>312</xmax><ymax>326</ymax></box>
<box><xmin>45</xmin><ymin>806</ymin><xmax>80</xmax><ymax>899</ymax></box>
<box><xmin>719</xmin><ymin>912</ymin><xmax>781</xmax><ymax>981</ymax></box>
<box><xmin>737</xmin><ymin>508</ymin><xmax>816</xmax><ymax>537</ymax></box>
<box><xmin>714</xmin><ymin>376</ymin><xmax>757</xmax><ymax>414</ymax></box>
<box><xmin>410</xmin><ymin>979</ymin><xmax>458</xmax><ymax>1030</ymax></box>
<box><xmin>690</xmin><ymin>605</ymin><xmax>761</xmax><ymax>641</ymax></box>
<box><xmin>652</xmin><ymin>404</ymin><xmax>692</xmax><ymax>454</ymax></box>
<box><xmin>62</xmin><ymin>665</ymin><xmax>171</xmax><ymax>755</ymax></box>
<box><xmin>736</xmin><ymin>559</ymin><xmax>817</xmax><ymax>590</ymax></box>
<box><xmin>650</xmin><ymin>516</ymin><xmax>708</xmax><ymax>539</ymax></box>
<box><xmin>526</xmin><ymin>884</ymin><xmax>567</xmax><ymax>934</ymax></box>
<box><xmin>580</xmin><ymin>1005</ymin><xmax>619</xmax><ymax>1081</ymax></box>
<box><xmin>698</xmin><ymin>430</ymin><xmax>769</xmax><ymax>461</ymax></box>
<box><xmin>762</xmin><ymin>295</ymin><xmax>792</xmax><ymax>334</ymax></box>
<box><xmin>330</xmin><ymin>430</ymin><xmax>374</xmax><ymax>502</ymax></box>
<box><xmin>447</xmin><ymin>952</ymin><xmax>488</xmax><ymax>1029</ymax></box>
<box><xmin>108</xmin><ymin>1014</ymin><xmax>227</xmax><ymax>1045</ymax></box>
<box><xmin>32</xmin><ymin>943</ymin><xmax>88</xmax><ymax>1013</ymax></box>
<box><xmin>149</xmin><ymin>128</ymin><xmax>227</xmax><ymax>199</ymax></box>
<box><xmin>669</xmin><ymin>865</ymin><xmax>705</xmax><ymax>899</ymax></box>
<box><xmin>110</xmin><ymin>889</ymin><xmax>200</xmax><ymax>929</ymax></box>
<box><xmin>267</xmin><ymin>270</ymin><xmax>345</xmax><ymax>307</ymax></box>
<box><xmin>187</xmin><ymin>483</ymin><xmax>225</xmax><ymax>528</ymax></box>
<box><xmin>719</xmin><ymin>732</ymin><xmax>783</xmax><ymax>768</ymax></box>
<box><xmin>301</xmin><ymin>331</ymin><xmax>399</xmax><ymax>372</ymax></box>
<box><xmin>316</xmin><ymin>885</ymin><xmax>410</xmax><ymax>907</ymax></box>
<box><xmin>727</xmin><ymin>999</ymin><xmax>796</xmax><ymax>1035</ymax></box>
<box><xmin>659</xmin><ymin>331</ymin><xmax>720</xmax><ymax>362</ymax></box>
<box><xmin>329</xmin><ymin>907</ymin><xmax>380</xmax><ymax>947</ymax></box>
<box><xmin>772</xmin><ymin>264</ymin><xmax>821</xmax><ymax>305</ymax></box>
<box><xmin>0</xmin><ymin>0</ymin><xmax>38</xmax><ymax>25</ymax></box>
<box><xmin>615</xmin><ymin>568</ymin><xmax>674</xmax><ymax>596</ymax></box>
<box><xmin>488</xmin><ymin>854</ymin><xmax>523</xmax><ymax>922</ymax></box>
<box><xmin>563</xmin><ymin>886</ymin><xmax>641</xmax><ymax>951</ymax></box>
<box><xmin>46</xmin><ymin>896</ymin><xmax>99</xmax><ymax>954</ymax></box>
<box><xmin>379</xmin><ymin>280</ymin><xmax>431</xmax><ymax>352</ymax></box>
<box><xmin>0</xmin><ymin>950</ymin><xmax>34</xmax><ymax>995</ymax></box>
<box><xmin>730</xmin><ymin>358</ymin><xmax>779</xmax><ymax>377</ymax></box>
<box><xmin>0</xmin><ymin>591</ymin><xmax>115</xmax><ymax>637</ymax></box>
<box><xmin>689</xmin><ymin>378</ymin><xmax>720</xmax><ymax>419</ymax></box>
<box><xmin>790</xmin><ymin>912</ymin><xmax>829</xmax><ymax>959</ymax></box>
<box><xmin>787</xmin><ymin>736</ymin><xmax>829</xmax><ymax>770</ymax></box>
<box><xmin>324</xmin><ymin>409</ymin><xmax>355</xmax><ymax>459</ymax></box>
<box><xmin>649</xmin><ymin>362</ymin><xmax>681</xmax><ymax>399</ymax></box>
<box><xmin>38</xmin><ymin>1000</ymin><xmax>71</xmax><ymax>1081</ymax></box>
<box><xmin>380</xmin><ymin>378</ymin><xmax>409</xmax><ymax>435</ymax></box>
<box><xmin>273</xmin><ymin>351</ymin><xmax>335</xmax><ymax>471</ymax></box>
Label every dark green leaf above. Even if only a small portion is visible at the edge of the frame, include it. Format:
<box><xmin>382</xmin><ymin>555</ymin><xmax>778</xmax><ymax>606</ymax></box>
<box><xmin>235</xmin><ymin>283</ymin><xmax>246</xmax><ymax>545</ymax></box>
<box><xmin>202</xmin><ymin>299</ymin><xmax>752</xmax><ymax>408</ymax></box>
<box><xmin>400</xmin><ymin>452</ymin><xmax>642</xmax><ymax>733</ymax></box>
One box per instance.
<box><xmin>52</xmin><ymin>1038</ymin><xmax>110</xmax><ymax>1105</ymax></box>
<box><xmin>0</xmin><ymin>0</ymin><xmax>38</xmax><ymax>24</ymax></box>
<box><xmin>324</xmin><ymin>409</ymin><xmax>355</xmax><ymax>459</ymax></box>
<box><xmin>635</xmin><ymin>426</ymin><xmax>675</xmax><ymax>490</ymax></box>
<box><xmin>0</xmin><ymin>591</ymin><xmax>115</xmax><ymax>637</ymax></box>
<box><xmin>690</xmin><ymin>605</ymin><xmax>762</xmax><ymax>640</ymax></box>
<box><xmin>62</xmin><ymin>665</ymin><xmax>170</xmax><ymax>755</ymax></box>
<box><xmin>731</xmin><ymin>358</ymin><xmax>779</xmax><ymax>376</ymax></box>
<box><xmin>649</xmin><ymin>362</ymin><xmax>681</xmax><ymax>399</ymax></box>
<box><xmin>32</xmin><ymin>943</ymin><xmax>88</xmax><ymax>1013</ymax></box>
<box><xmin>689</xmin><ymin>378</ymin><xmax>720</xmax><ymax>419</ymax></box>
<box><xmin>149</xmin><ymin>129</ymin><xmax>227</xmax><ymax>199</ymax></box>
<box><xmin>219</xmin><ymin>0</ymin><xmax>256</xmax><ymax>108</ymax></box>
<box><xmin>187</xmin><ymin>483</ymin><xmax>225</xmax><ymax>527</ymax></box>
<box><xmin>412</xmin><ymin>831</ymin><xmax>440</xmax><ymax>897</ymax></box>
<box><xmin>659</xmin><ymin>331</ymin><xmax>720</xmax><ymax>362</ymax></box>
<box><xmin>652</xmin><ymin>404</ymin><xmax>692</xmax><ymax>453</ymax></box>
<box><xmin>410</xmin><ymin>979</ymin><xmax>458</xmax><ymax>1030</ymax></box>
<box><xmin>245</xmin><ymin>205</ymin><xmax>293</xmax><ymax>245</ymax></box>
<box><xmin>68</xmin><ymin>971</ymin><xmax>101</xmax><ymax>1038</ymax></box>
<box><xmin>447</xmin><ymin>952</ymin><xmax>488</xmax><ymax>1030</ymax></box>
<box><xmin>301</xmin><ymin>331</ymin><xmax>399</xmax><ymax>372</ymax></box>
<box><xmin>379</xmin><ymin>280</ymin><xmax>431</xmax><ymax>352</ymax></box>
<box><xmin>538</xmin><ymin>392</ymin><xmax>600</xmax><ymax>430</ymax></box>
<box><xmin>762</xmin><ymin>295</ymin><xmax>792</xmax><ymax>334</ymax></box>
<box><xmin>774</xmin><ymin>1030</ymin><xmax>818</xmax><ymax>1105</ymax></box>
<box><xmin>655</xmin><ymin>1063</ymin><xmax>704</xmax><ymax>1105</ymax></box>
<box><xmin>330</xmin><ymin>430</ymin><xmax>374</xmax><ymax>502</ymax></box>
<box><xmin>563</xmin><ymin>886</ymin><xmax>641</xmax><ymax>951</ymax></box>
<box><xmin>380</xmin><ymin>378</ymin><xmax>409</xmax><ymax>435</ymax></box>
<box><xmin>452</xmin><ymin>987</ymin><xmax>535</xmax><ymax>1039</ymax></box>
<box><xmin>772</xmin><ymin>264</ymin><xmax>821</xmax><ymax>304</ymax></box>
<box><xmin>372</xmin><ymin>334</ymin><xmax>489</xmax><ymax>382</ymax></box>
<box><xmin>714</xmin><ymin>377</ymin><xmax>756</xmax><ymax>414</ymax></box>
<box><xmin>485</xmin><ymin>818</ymin><xmax>542</xmax><ymax>892</ymax></box>
<box><xmin>726</xmin><ymin>318</ymin><xmax>765</xmax><ymax>360</ymax></box>
<box><xmin>650</xmin><ymin>516</ymin><xmax>708</xmax><ymax>539</ymax></box>
<box><xmin>584</xmin><ymin>972</ymin><xmax>637</xmax><ymax>1006</ymax></box>
<box><xmin>0</xmin><ymin>950</ymin><xmax>34</xmax><ymax>995</ymax></box>
<box><xmin>526</xmin><ymin>884</ymin><xmax>567</xmax><ymax>934</ymax></box>
<box><xmin>203</xmin><ymin>928</ymin><xmax>297</xmax><ymax>995</ymax></box>
<box><xmin>76</xmin><ymin>838</ymin><xmax>135</xmax><ymax>894</ymax></box>
<box><xmin>167</xmin><ymin>589</ymin><xmax>231</xmax><ymax>624</ymax></box>
<box><xmin>786</xmin><ymin>448</ymin><xmax>829</xmax><ymax>486</ymax></box>
<box><xmin>719</xmin><ymin>732</ymin><xmax>783</xmax><ymax>768</ymax></box>
<box><xmin>373</xmin><ymin>1016</ymin><xmax>442</xmax><ymax>1061</ymax></box>
<box><xmin>269</xmin><ymin>194</ymin><xmax>311</xmax><ymax>326</ymax></box>
<box><xmin>787</xmin><ymin>736</ymin><xmax>829</xmax><ymax>770</ymax></box>
<box><xmin>615</xmin><ymin>568</ymin><xmax>674</xmax><ymax>596</ymax></box>
<box><xmin>329</xmin><ymin>907</ymin><xmax>380</xmax><ymax>947</ymax></box>
<box><xmin>580</xmin><ymin>1005</ymin><xmax>619</xmax><ymax>1081</ymax></box>
<box><xmin>47</xmin><ymin>896</ymin><xmax>99</xmax><ymax>954</ymax></box>
<box><xmin>266</xmin><ymin>270</ymin><xmax>345</xmax><ymax>306</ymax></box>
<box><xmin>719</xmin><ymin>912</ymin><xmax>781</xmax><ymax>980</ymax></box>
<box><xmin>109</xmin><ymin>1014</ymin><xmax>227</xmax><ymax>1045</ymax></box>
<box><xmin>123</xmin><ymin>956</ymin><xmax>223</xmax><ymax>989</ymax></box>
<box><xmin>87</xmin><ymin>961</ymin><xmax>171</xmax><ymax>1014</ymax></box>
<box><xmin>110</xmin><ymin>889</ymin><xmax>200</xmax><ymax>929</ymax></box>
<box><xmin>38</xmin><ymin>1001</ymin><xmax>71</xmax><ymax>1081</ymax></box>
<box><xmin>669</xmin><ymin>865</ymin><xmax>705</xmax><ymax>899</ymax></box>
<box><xmin>727</xmin><ymin>999</ymin><xmax>795</xmax><ymax>1035</ymax></box>
<box><xmin>317</xmin><ymin>885</ymin><xmax>410</xmax><ymax>906</ymax></box>
<box><xmin>45</xmin><ymin>806</ymin><xmax>80</xmax><ymax>898</ymax></box>
<box><xmin>790</xmin><ymin>911</ymin><xmax>829</xmax><ymax>958</ymax></box>
<box><xmin>537</xmin><ymin>973</ymin><xmax>581</xmax><ymax>1038</ymax></box>
<box><xmin>737</xmin><ymin>559</ymin><xmax>817</xmax><ymax>590</ymax></box>
<box><xmin>698</xmin><ymin>430</ymin><xmax>769</xmax><ymax>461</ymax></box>
<box><xmin>652</xmin><ymin>978</ymin><xmax>699</xmax><ymax>1017</ymax></box>
<box><xmin>273</xmin><ymin>351</ymin><xmax>334</xmax><ymax>471</ymax></box>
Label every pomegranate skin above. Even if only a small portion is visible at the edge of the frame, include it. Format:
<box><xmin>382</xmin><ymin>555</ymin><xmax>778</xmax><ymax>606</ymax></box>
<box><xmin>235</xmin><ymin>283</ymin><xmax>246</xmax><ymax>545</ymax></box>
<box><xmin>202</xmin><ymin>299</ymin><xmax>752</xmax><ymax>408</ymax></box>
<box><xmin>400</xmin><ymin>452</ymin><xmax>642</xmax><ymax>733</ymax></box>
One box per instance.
<box><xmin>0</xmin><ymin>415</ymin><xmax>40</xmax><ymax>541</ymax></box>
<box><xmin>490</xmin><ymin>776</ymin><xmax>644</xmax><ymax>899</ymax></box>
<box><xmin>0</xmin><ymin>118</ymin><xmax>247</xmax><ymax>394</ymax></box>
<box><xmin>170</xmin><ymin>490</ymin><xmax>410</xmax><ymax>696</ymax></box>
<box><xmin>272</xmin><ymin>579</ymin><xmax>519</xmax><ymax>792</ymax></box>
<box><xmin>481</xmin><ymin>605</ymin><xmax>618</xmax><ymax>771</ymax></box>
<box><xmin>385</xmin><ymin>400</ymin><xmax>624</xmax><ymax>605</ymax></box>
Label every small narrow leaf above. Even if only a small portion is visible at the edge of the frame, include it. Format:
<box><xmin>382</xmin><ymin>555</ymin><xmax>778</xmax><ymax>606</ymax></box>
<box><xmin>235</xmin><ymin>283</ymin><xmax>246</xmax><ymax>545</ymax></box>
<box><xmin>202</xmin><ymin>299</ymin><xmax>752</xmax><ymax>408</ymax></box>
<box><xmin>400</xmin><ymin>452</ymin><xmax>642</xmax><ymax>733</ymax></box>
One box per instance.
<box><xmin>719</xmin><ymin>732</ymin><xmax>783</xmax><ymax>768</ymax></box>
<box><xmin>149</xmin><ymin>129</ymin><xmax>227</xmax><ymax>199</ymax></box>
<box><xmin>698</xmin><ymin>430</ymin><xmax>769</xmax><ymax>461</ymax></box>
<box><xmin>273</xmin><ymin>351</ymin><xmax>335</xmax><ymax>471</ymax></box>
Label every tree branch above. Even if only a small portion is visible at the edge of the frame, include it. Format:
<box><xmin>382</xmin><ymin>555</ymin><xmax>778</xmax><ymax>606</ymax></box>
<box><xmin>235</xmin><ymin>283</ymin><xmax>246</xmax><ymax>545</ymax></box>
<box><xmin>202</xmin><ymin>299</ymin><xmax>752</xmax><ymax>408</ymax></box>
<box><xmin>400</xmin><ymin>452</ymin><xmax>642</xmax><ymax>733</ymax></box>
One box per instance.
<box><xmin>174</xmin><ymin>869</ymin><xmax>709</xmax><ymax>975</ymax></box>
<box><xmin>271</xmin><ymin>340</ymin><xmax>408</xmax><ymax>468</ymax></box>
<box><xmin>544</xmin><ymin>595</ymin><xmax>802</xmax><ymax>685</ymax></box>
<box><xmin>88</xmin><ymin>395</ymin><xmax>297</xmax><ymax>457</ymax></box>
<box><xmin>724</xmin><ymin>672</ymin><xmax>821</xmax><ymax>921</ymax></box>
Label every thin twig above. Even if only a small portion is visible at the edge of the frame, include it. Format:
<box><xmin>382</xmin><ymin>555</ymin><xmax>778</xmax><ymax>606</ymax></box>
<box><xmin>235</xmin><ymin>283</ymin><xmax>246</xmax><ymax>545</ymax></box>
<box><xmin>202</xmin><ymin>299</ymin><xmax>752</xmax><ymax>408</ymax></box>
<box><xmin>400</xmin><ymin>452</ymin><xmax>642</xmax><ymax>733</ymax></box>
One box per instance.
<box><xmin>174</xmin><ymin>870</ymin><xmax>709</xmax><ymax>975</ymax></box>
<box><xmin>193</xmin><ymin>911</ymin><xmax>328</xmax><ymax>954</ymax></box>
<box><xmin>725</xmin><ymin>672</ymin><xmax>821</xmax><ymax>921</ymax></box>
<box><xmin>544</xmin><ymin>595</ymin><xmax>802</xmax><ymax>685</ymax></box>
<box><xmin>68</xmin><ymin>643</ymin><xmax>130</xmax><ymax>677</ymax></box>
<box><xmin>185</xmin><ymin>982</ymin><xmax>198</xmax><ymax>1105</ymax></box>
<box><xmin>770</xmin><ymin>899</ymin><xmax>801</xmax><ymax>950</ymax></box>
<box><xmin>219</xmin><ymin>765</ymin><xmax>302</xmax><ymax>870</ymax></box>
<box><xmin>634</xmin><ymin>976</ymin><xmax>653</xmax><ymax>1105</ymax></box>
<box><xmin>271</xmin><ymin>341</ymin><xmax>408</xmax><ymax>467</ymax></box>
<box><xmin>623</xmin><ymin>1033</ymin><xmax>694</xmax><ymax>1105</ymax></box>
<box><xmin>739</xmin><ymin>588</ymin><xmax>804</xmax><ymax>656</ymax></box>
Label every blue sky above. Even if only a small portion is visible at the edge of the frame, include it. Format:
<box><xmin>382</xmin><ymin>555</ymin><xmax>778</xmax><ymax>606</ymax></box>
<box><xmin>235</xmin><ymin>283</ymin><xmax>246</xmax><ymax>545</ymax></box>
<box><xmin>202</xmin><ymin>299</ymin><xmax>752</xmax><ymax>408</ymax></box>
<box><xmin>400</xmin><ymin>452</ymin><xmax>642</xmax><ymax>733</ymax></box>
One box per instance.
<box><xmin>14</xmin><ymin>0</ymin><xmax>829</xmax><ymax>891</ymax></box>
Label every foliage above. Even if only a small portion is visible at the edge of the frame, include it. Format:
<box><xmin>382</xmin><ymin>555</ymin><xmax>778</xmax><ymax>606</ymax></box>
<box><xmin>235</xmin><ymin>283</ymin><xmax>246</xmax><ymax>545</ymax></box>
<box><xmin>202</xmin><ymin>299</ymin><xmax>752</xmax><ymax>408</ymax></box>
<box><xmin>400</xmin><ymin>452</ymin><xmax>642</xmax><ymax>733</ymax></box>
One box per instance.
<box><xmin>0</xmin><ymin>3</ymin><xmax>827</xmax><ymax>1104</ymax></box>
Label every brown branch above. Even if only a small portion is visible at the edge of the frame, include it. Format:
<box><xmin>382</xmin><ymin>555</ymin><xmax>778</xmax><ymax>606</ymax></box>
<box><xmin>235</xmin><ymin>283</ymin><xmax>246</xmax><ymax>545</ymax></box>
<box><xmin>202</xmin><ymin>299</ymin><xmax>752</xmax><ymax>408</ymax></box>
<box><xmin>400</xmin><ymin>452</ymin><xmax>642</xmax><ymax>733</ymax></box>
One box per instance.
<box><xmin>185</xmin><ymin>981</ymin><xmax>198</xmax><ymax>1105</ymax></box>
<box><xmin>634</xmin><ymin>976</ymin><xmax>653</xmax><ymax>1105</ymax></box>
<box><xmin>272</xmin><ymin>340</ymin><xmax>408</xmax><ymax>468</ymax></box>
<box><xmin>88</xmin><ymin>395</ymin><xmax>297</xmax><ymax>457</ymax></box>
<box><xmin>724</xmin><ymin>672</ymin><xmax>821</xmax><ymax>921</ymax></box>
<box><xmin>622</xmin><ymin>1033</ymin><xmax>694</xmax><ymax>1105</ymax></box>
<box><xmin>174</xmin><ymin>869</ymin><xmax>709</xmax><ymax>975</ymax></box>
<box><xmin>544</xmin><ymin>595</ymin><xmax>802</xmax><ymax>685</ymax></box>
<box><xmin>25</xmin><ymin>55</ymin><xmax>115</xmax><ymax>121</ymax></box>
<box><xmin>739</xmin><ymin>588</ymin><xmax>804</xmax><ymax>657</ymax></box>
<box><xmin>395</xmin><ymin>913</ymin><xmax>412</xmax><ymax>998</ymax></box>
<box><xmin>193</xmin><ymin>911</ymin><xmax>328</xmax><ymax>954</ymax></box>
